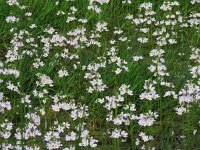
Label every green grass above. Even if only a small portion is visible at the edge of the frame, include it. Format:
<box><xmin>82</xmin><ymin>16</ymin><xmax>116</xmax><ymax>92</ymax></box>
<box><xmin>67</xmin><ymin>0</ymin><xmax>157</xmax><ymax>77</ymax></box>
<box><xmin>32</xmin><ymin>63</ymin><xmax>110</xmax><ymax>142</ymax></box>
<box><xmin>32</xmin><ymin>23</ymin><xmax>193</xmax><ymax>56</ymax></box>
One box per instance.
<box><xmin>0</xmin><ymin>0</ymin><xmax>200</xmax><ymax>149</ymax></box>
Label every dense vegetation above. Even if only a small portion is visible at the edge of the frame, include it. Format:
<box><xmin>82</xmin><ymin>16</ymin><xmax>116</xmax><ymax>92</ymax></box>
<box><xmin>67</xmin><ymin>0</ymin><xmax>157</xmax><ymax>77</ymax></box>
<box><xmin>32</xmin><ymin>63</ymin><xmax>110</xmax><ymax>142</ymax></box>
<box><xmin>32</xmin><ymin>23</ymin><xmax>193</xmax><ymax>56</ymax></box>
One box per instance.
<box><xmin>0</xmin><ymin>0</ymin><xmax>200</xmax><ymax>149</ymax></box>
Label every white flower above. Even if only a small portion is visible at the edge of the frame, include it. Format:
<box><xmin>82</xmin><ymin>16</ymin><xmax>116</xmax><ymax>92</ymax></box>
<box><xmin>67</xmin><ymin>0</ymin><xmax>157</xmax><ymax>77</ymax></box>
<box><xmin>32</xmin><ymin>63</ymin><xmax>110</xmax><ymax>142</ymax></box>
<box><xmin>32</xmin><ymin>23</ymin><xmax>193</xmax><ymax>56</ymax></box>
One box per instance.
<box><xmin>25</xmin><ymin>12</ymin><xmax>32</xmax><ymax>16</ymax></box>
<box><xmin>30</xmin><ymin>24</ymin><xmax>37</xmax><ymax>28</ymax></box>
<box><xmin>36</xmin><ymin>74</ymin><xmax>53</xmax><ymax>87</ymax></box>
<box><xmin>44</xmin><ymin>27</ymin><xmax>55</xmax><ymax>34</ymax></box>
<box><xmin>115</xmin><ymin>68</ymin><xmax>122</xmax><ymax>74</ymax></box>
<box><xmin>175</xmin><ymin>106</ymin><xmax>187</xmax><ymax>115</ymax></box>
<box><xmin>133</xmin><ymin>56</ymin><xmax>143</xmax><ymax>61</ymax></box>
<box><xmin>139</xmin><ymin>132</ymin><xmax>154</xmax><ymax>142</ymax></box>
<box><xmin>58</xmin><ymin>69</ymin><xmax>69</xmax><ymax>77</ymax></box>
<box><xmin>7</xmin><ymin>0</ymin><xmax>19</xmax><ymax>6</ymax></box>
<box><xmin>137</xmin><ymin>37</ymin><xmax>148</xmax><ymax>43</ymax></box>
<box><xmin>6</xmin><ymin>16</ymin><xmax>19</xmax><ymax>23</ymax></box>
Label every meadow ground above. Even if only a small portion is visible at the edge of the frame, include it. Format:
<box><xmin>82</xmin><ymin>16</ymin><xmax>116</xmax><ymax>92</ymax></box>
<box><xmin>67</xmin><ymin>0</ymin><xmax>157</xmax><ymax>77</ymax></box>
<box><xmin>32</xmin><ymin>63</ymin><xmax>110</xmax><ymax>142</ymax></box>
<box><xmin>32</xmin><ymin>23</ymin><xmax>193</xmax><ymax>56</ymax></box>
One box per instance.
<box><xmin>0</xmin><ymin>0</ymin><xmax>200</xmax><ymax>149</ymax></box>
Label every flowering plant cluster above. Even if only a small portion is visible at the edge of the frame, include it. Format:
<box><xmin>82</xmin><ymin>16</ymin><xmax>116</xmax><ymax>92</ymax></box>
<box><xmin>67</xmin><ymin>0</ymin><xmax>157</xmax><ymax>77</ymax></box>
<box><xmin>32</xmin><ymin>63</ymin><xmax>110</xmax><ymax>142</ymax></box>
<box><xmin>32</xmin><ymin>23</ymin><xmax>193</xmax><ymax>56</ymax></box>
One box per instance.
<box><xmin>0</xmin><ymin>0</ymin><xmax>200</xmax><ymax>149</ymax></box>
